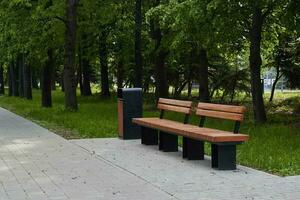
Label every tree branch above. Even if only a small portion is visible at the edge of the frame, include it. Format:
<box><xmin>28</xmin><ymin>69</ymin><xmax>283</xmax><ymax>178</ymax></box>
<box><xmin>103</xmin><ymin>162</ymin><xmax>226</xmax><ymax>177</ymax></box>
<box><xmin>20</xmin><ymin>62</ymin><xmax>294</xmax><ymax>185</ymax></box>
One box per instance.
<box><xmin>278</xmin><ymin>72</ymin><xmax>284</xmax><ymax>79</ymax></box>
<box><xmin>54</xmin><ymin>16</ymin><xmax>67</xmax><ymax>25</ymax></box>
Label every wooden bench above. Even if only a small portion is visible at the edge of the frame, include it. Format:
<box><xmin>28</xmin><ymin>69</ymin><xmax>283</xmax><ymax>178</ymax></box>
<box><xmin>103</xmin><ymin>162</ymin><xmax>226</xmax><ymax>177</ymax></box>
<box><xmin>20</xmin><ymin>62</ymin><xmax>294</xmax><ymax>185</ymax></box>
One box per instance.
<box><xmin>134</xmin><ymin>98</ymin><xmax>193</xmax><ymax>152</ymax></box>
<box><xmin>133</xmin><ymin>99</ymin><xmax>249</xmax><ymax>170</ymax></box>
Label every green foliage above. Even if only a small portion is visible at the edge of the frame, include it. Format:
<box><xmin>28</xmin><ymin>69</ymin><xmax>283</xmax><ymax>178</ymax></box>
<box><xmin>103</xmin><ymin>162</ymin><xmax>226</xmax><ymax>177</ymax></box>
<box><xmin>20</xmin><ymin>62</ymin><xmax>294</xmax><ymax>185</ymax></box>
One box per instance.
<box><xmin>266</xmin><ymin>32</ymin><xmax>300</xmax><ymax>89</ymax></box>
<box><xmin>0</xmin><ymin>0</ymin><xmax>298</xmax><ymax>97</ymax></box>
<box><xmin>0</xmin><ymin>0</ymin><xmax>65</xmax><ymax>70</ymax></box>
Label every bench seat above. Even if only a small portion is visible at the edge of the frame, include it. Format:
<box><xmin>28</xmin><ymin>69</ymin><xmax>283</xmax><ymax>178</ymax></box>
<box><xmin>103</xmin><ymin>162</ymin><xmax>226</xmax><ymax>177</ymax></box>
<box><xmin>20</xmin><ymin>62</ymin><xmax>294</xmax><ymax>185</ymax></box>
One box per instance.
<box><xmin>133</xmin><ymin>118</ymin><xmax>249</xmax><ymax>143</ymax></box>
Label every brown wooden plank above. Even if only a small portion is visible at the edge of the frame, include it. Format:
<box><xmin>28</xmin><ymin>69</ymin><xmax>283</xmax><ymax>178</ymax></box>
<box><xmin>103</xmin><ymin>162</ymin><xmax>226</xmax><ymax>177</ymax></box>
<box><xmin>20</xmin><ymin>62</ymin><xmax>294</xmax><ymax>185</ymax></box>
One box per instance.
<box><xmin>159</xmin><ymin>98</ymin><xmax>192</xmax><ymax>108</ymax></box>
<box><xmin>197</xmin><ymin>103</ymin><xmax>246</xmax><ymax>114</ymax></box>
<box><xmin>118</xmin><ymin>100</ymin><xmax>123</xmax><ymax>138</ymax></box>
<box><xmin>187</xmin><ymin>130</ymin><xmax>249</xmax><ymax>143</ymax></box>
<box><xmin>196</xmin><ymin>109</ymin><xmax>244</xmax><ymax>121</ymax></box>
<box><xmin>157</xmin><ymin>103</ymin><xmax>192</xmax><ymax>114</ymax></box>
<box><xmin>132</xmin><ymin>118</ymin><xmax>249</xmax><ymax>142</ymax></box>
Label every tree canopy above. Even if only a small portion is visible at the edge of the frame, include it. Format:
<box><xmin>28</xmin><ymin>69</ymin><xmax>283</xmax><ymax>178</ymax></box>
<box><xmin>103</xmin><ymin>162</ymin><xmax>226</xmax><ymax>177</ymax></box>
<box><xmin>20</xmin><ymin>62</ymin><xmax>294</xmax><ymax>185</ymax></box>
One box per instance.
<box><xmin>0</xmin><ymin>0</ymin><xmax>299</xmax><ymax>123</ymax></box>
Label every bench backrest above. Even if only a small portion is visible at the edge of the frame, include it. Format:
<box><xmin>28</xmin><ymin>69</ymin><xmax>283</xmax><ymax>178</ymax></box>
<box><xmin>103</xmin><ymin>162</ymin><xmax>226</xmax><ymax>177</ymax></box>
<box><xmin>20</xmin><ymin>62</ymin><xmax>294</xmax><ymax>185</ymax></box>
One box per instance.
<box><xmin>157</xmin><ymin>98</ymin><xmax>193</xmax><ymax>123</ymax></box>
<box><xmin>196</xmin><ymin>102</ymin><xmax>246</xmax><ymax>133</ymax></box>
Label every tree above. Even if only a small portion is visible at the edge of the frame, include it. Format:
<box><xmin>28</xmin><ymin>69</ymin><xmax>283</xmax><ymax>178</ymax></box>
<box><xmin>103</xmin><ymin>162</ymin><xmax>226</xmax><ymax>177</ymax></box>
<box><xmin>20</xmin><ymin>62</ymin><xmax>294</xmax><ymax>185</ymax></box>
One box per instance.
<box><xmin>24</xmin><ymin>62</ymin><xmax>32</xmax><ymax>100</ymax></box>
<box><xmin>17</xmin><ymin>54</ymin><xmax>25</xmax><ymax>98</ymax></box>
<box><xmin>147</xmin><ymin>0</ymin><xmax>236</xmax><ymax>101</ymax></box>
<box><xmin>148</xmin><ymin>0</ymin><xmax>169</xmax><ymax>98</ymax></box>
<box><xmin>78</xmin><ymin>42</ymin><xmax>92</xmax><ymax>96</ymax></box>
<box><xmin>31</xmin><ymin>0</ymin><xmax>65</xmax><ymax>106</ymax></box>
<box><xmin>10</xmin><ymin>61</ymin><xmax>19</xmax><ymax>97</ymax></box>
<box><xmin>216</xmin><ymin>0</ymin><xmax>292</xmax><ymax>123</ymax></box>
<box><xmin>0</xmin><ymin>0</ymin><xmax>34</xmax><ymax>99</ymax></box>
<box><xmin>1</xmin><ymin>0</ymin><xmax>299</xmax><ymax>119</ymax></box>
<box><xmin>134</xmin><ymin>0</ymin><xmax>143</xmax><ymax>88</ymax></box>
<box><xmin>8</xmin><ymin>63</ymin><xmax>13</xmax><ymax>96</ymax></box>
<box><xmin>63</xmin><ymin>0</ymin><xmax>78</xmax><ymax>110</ymax></box>
<box><xmin>198</xmin><ymin>49</ymin><xmax>210</xmax><ymax>102</ymax></box>
<box><xmin>248</xmin><ymin>6</ymin><xmax>268</xmax><ymax>123</ymax></box>
<box><xmin>0</xmin><ymin>64</ymin><xmax>4</xmax><ymax>95</ymax></box>
<box><xmin>99</xmin><ymin>29</ymin><xmax>111</xmax><ymax>97</ymax></box>
<box><xmin>41</xmin><ymin>49</ymin><xmax>54</xmax><ymax>107</ymax></box>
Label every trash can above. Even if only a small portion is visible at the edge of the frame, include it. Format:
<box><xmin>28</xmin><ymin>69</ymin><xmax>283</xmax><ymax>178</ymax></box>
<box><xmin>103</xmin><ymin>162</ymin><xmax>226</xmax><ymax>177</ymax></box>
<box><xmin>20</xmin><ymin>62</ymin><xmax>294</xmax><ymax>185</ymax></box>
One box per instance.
<box><xmin>117</xmin><ymin>88</ymin><xmax>142</xmax><ymax>140</ymax></box>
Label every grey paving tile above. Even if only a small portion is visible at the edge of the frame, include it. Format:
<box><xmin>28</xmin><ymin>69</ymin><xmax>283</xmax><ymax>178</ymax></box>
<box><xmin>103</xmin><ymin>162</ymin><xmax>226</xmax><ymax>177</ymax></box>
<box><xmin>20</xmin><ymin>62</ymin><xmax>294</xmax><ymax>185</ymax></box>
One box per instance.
<box><xmin>72</xmin><ymin>138</ymin><xmax>300</xmax><ymax>200</ymax></box>
<box><xmin>0</xmin><ymin>108</ymin><xmax>174</xmax><ymax>200</ymax></box>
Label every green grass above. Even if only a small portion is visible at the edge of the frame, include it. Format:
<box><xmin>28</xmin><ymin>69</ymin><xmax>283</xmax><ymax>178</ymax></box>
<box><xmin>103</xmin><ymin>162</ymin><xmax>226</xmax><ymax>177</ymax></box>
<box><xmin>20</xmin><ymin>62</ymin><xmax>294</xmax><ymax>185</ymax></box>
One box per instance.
<box><xmin>0</xmin><ymin>90</ymin><xmax>119</xmax><ymax>139</ymax></box>
<box><xmin>0</xmin><ymin>89</ymin><xmax>299</xmax><ymax>176</ymax></box>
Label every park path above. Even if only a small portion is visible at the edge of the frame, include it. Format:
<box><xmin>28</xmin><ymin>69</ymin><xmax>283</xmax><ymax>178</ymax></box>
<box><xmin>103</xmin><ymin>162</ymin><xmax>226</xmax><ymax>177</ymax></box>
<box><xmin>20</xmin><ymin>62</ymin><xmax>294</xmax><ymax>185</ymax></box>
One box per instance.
<box><xmin>0</xmin><ymin>108</ymin><xmax>174</xmax><ymax>200</ymax></box>
<box><xmin>73</xmin><ymin>139</ymin><xmax>300</xmax><ymax>200</ymax></box>
<box><xmin>0</xmin><ymin>107</ymin><xmax>299</xmax><ymax>200</ymax></box>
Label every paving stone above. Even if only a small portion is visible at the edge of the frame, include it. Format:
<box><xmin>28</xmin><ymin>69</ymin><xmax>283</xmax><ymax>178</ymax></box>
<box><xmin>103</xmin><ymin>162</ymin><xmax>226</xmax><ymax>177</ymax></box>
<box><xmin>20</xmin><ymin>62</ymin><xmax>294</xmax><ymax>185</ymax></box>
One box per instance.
<box><xmin>0</xmin><ymin>108</ymin><xmax>173</xmax><ymax>200</ymax></box>
<box><xmin>72</xmin><ymin>138</ymin><xmax>300</xmax><ymax>200</ymax></box>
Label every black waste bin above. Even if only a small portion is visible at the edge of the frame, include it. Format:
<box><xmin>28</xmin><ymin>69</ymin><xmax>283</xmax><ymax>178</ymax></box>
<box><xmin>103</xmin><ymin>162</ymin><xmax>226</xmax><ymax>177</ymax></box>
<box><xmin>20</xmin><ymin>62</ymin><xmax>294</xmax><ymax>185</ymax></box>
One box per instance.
<box><xmin>117</xmin><ymin>88</ymin><xmax>142</xmax><ymax>140</ymax></box>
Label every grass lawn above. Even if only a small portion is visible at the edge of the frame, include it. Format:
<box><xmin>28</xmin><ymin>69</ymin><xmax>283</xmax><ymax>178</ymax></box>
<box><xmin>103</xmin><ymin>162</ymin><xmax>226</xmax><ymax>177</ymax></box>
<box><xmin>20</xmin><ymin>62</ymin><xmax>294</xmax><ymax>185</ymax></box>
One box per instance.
<box><xmin>0</xmin><ymin>89</ymin><xmax>299</xmax><ymax>176</ymax></box>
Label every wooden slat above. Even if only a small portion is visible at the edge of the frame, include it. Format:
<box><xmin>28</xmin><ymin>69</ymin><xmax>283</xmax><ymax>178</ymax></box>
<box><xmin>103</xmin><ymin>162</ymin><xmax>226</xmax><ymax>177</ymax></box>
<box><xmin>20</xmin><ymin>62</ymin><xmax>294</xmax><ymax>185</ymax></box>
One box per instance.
<box><xmin>187</xmin><ymin>129</ymin><xmax>249</xmax><ymax>143</ymax></box>
<box><xmin>159</xmin><ymin>98</ymin><xmax>192</xmax><ymax>108</ymax></box>
<box><xmin>197</xmin><ymin>103</ymin><xmax>246</xmax><ymax>114</ymax></box>
<box><xmin>196</xmin><ymin>109</ymin><xmax>244</xmax><ymax>121</ymax></box>
<box><xmin>157</xmin><ymin>103</ymin><xmax>192</xmax><ymax>114</ymax></box>
<box><xmin>118</xmin><ymin>100</ymin><xmax>123</xmax><ymax>137</ymax></box>
<box><xmin>132</xmin><ymin>118</ymin><xmax>249</xmax><ymax>143</ymax></box>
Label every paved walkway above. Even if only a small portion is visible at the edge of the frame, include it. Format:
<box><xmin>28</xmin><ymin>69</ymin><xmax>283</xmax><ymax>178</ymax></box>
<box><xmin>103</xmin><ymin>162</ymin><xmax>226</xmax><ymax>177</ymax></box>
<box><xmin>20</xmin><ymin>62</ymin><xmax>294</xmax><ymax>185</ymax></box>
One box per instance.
<box><xmin>0</xmin><ymin>108</ymin><xmax>299</xmax><ymax>200</ymax></box>
<box><xmin>73</xmin><ymin>139</ymin><xmax>300</xmax><ymax>200</ymax></box>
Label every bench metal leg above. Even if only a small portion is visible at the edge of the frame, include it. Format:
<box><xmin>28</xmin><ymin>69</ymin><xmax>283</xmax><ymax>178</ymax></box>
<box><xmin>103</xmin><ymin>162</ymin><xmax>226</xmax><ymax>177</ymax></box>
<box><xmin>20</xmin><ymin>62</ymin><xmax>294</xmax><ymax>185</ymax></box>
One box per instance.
<box><xmin>211</xmin><ymin>144</ymin><xmax>219</xmax><ymax>168</ymax></box>
<box><xmin>182</xmin><ymin>137</ymin><xmax>204</xmax><ymax>160</ymax></box>
<box><xmin>211</xmin><ymin>144</ymin><xmax>236</xmax><ymax>170</ymax></box>
<box><xmin>141</xmin><ymin>127</ymin><xmax>158</xmax><ymax>145</ymax></box>
<box><xmin>159</xmin><ymin>131</ymin><xmax>178</xmax><ymax>152</ymax></box>
<box><xmin>182</xmin><ymin>137</ymin><xmax>188</xmax><ymax>158</ymax></box>
<box><xmin>159</xmin><ymin>132</ymin><xmax>164</xmax><ymax>150</ymax></box>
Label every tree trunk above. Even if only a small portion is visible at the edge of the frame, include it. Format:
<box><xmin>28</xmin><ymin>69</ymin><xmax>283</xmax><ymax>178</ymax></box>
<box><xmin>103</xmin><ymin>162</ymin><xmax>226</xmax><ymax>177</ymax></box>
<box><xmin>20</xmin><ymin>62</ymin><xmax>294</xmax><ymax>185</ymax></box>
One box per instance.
<box><xmin>78</xmin><ymin>50</ymin><xmax>83</xmax><ymax>95</ymax></box>
<box><xmin>187</xmin><ymin>81</ymin><xmax>192</xmax><ymax>98</ymax></box>
<box><xmin>198</xmin><ymin>49</ymin><xmax>210</xmax><ymax>102</ymax></box>
<box><xmin>117</xmin><ymin>59</ymin><xmax>124</xmax><ymax>89</ymax></box>
<box><xmin>143</xmin><ymin>77</ymin><xmax>150</xmax><ymax>93</ymax></box>
<box><xmin>220</xmin><ymin>90</ymin><xmax>227</xmax><ymax>103</ymax></box>
<box><xmin>230</xmin><ymin>81</ymin><xmax>237</xmax><ymax>103</ymax></box>
<box><xmin>78</xmin><ymin>35</ymin><xmax>92</xmax><ymax>96</ymax></box>
<box><xmin>7</xmin><ymin>62</ymin><xmax>13</xmax><ymax>96</ymax></box>
<box><xmin>230</xmin><ymin>68</ymin><xmax>238</xmax><ymax>103</ymax></box>
<box><xmin>32</xmin><ymin>68</ymin><xmax>39</xmax><ymax>89</ymax></box>
<box><xmin>154</xmin><ymin>50</ymin><xmax>169</xmax><ymax>98</ymax></box>
<box><xmin>10</xmin><ymin>60</ymin><xmax>19</xmax><ymax>97</ymax></box>
<box><xmin>24</xmin><ymin>63</ymin><xmax>32</xmax><ymax>99</ymax></box>
<box><xmin>64</xmin><ymin>0</ymin><xmax>78</xmax><ymax>110</ymax></box>
<box><xmin>249</xmin><ymin>8</ymin><xmax>267</xmax><ymax>123</ymax></box>
<box><xmin>41</xmin><ymin>49</ymin><xmax>53</xmax><ymax>107</ymax></box>
<box><xmin>173</xmin><ymin>72</ymin><xmax>180</xmax><ymax>97</ymax></box>
<box><xmin>210</xmin><ymin>87</ymin><xmax>216</xmax><ymax>99</ymax></box>
<box><xmin>99</xmin><ymin>31</ymin><xmax>110</xmax><ymax>97</ymax></box>
<box><xmin>81</xmin><ymin>58</ymin><xmax>92</xmax><ymax>96</ymax></box>
<box><xmin>51</xmin><ymin>70</ymin><xmax>56</xmax><ymax>91</ymax></box>
<box><xmin>18</xmin><ymin>54</ymin><xmax>25</xmax><ymax>98</ymax></box>
<box><xmin>0</xmin><ymin>65</ymin><xmax>4</xmax><ymax>95</ymax></box>
<box><xmin>61</xmin><ymin>71</ymin><xmax>65</xmax><ymax>92</ymax></box>
<box><xmin>269</xmin><ymin>64</ymin><xmax>282</xmax><ymax>102</ymax></box>
<box><xmin>134</xmin><ymin>0</ymin><xmax>143</xmax><ymax>87</ymax></box>
<box><xmin>150</xmin><ymin>0</ymin><xmax>168</xmax><ymax>98</ymax></box>
<box><xmin>174</xmin><ymin>80</ymin><xmax>188</xmax><ymax>98</ymax></box>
